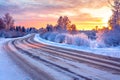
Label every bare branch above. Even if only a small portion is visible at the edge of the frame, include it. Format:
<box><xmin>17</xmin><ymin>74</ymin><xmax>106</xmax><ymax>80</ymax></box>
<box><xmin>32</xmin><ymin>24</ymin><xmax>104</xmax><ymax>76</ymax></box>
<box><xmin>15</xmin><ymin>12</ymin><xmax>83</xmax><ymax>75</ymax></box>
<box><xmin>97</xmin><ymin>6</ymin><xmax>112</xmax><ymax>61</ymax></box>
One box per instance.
<box><xmin>108</xmin><ymin>0</ymin><xmax>114</xmax><ymax>7</ymax></box>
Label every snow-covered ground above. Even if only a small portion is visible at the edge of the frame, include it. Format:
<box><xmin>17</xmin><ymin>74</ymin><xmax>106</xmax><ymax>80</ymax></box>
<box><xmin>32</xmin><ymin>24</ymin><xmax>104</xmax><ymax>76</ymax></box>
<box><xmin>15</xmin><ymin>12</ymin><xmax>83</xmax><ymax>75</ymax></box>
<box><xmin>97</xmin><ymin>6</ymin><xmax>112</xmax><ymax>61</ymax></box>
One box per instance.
<box><xmin>35</xmin><ymin>34</ymin><xmax>120</xmax><ymax>58</ymax></box>
<box><xmin>0</xmin><ymin>38</ymin><xmax>31</xmax><ymax>80</ymax></box>
<box><xmin>0</xmin><ymin>33</ymin><xmax>120</xmax><ymax>80</ymax></box>
<box><xmin>8</xmin><ymin>34</ymin><xmax>120</xmax><ymax>80</ymax></box>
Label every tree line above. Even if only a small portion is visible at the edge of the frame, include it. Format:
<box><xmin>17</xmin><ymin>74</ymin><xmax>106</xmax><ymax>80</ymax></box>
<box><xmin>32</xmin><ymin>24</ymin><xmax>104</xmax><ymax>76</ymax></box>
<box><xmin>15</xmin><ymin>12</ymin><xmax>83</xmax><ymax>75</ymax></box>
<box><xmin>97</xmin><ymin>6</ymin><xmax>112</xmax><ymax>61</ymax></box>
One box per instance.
<box><xmin>0</xmin><ymin>13</ymin><xmax>37</xmax><ymax>38</ymax></box>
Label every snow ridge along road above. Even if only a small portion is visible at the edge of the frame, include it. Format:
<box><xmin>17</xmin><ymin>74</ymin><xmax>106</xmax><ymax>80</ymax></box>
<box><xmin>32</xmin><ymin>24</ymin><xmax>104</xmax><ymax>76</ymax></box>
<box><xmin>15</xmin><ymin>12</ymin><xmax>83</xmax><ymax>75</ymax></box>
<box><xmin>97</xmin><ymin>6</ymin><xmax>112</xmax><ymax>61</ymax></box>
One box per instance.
<box><xmin>4</xmin><ymin>34</ymin><xmax>120</xmax><ymax>80</ymax></box>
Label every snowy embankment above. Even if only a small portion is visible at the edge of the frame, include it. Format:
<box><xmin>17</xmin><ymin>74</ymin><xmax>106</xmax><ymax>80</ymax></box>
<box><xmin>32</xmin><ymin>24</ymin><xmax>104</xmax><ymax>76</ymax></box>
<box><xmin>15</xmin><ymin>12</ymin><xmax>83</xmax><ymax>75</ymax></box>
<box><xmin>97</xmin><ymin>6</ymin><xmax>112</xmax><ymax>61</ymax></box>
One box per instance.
<box><xmin>0</xmin><ymin>38</ymin><xmax>31</xmax><ymax>80</ymax></box>
<box><xmin>34</xmin><ymin>34</ymin><xmax>120</xmax><ymax>58</ymax></box>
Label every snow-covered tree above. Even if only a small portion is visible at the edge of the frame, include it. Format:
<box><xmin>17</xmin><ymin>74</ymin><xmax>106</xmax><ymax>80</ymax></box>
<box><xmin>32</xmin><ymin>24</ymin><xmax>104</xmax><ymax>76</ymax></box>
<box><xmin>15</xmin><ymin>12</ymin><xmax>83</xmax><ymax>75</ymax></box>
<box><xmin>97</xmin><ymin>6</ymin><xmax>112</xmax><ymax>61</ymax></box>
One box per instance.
<box><xmin>46</xmin><ymin>24</ymin><xmax>54</xmax><ymax>32</ymax></box>
<box><xmin>56</xmin><ymin>16</ymin><xmax>71</xmax><ymax>32</ymax></box>
<box><xmin>3</xmin><ymin>13</ymin><xmax>14</xmax><ymax>30</ymax></box>
<box><xmin>97</xmin><ymin>0</ymin><xmax>120</xmax><ymax>47</ymax></box>
<box><xmin>63</xmin><ymin>16</ymin><xmax>71</xmax><ymax>30</ymax></box>
<box><xmin>109</xmin><ymin>0</ymin><xmax>120</xmax><ymax>29</ymax></box>
<box><xmin>57</xmin><ymin>16</ymin><xmax>63</xmax><ymax>28</ymax></box>
<box><xmin>68</xmin><ymin>24</ymin><xmax>77</xmax><ymax>34</ymax></box>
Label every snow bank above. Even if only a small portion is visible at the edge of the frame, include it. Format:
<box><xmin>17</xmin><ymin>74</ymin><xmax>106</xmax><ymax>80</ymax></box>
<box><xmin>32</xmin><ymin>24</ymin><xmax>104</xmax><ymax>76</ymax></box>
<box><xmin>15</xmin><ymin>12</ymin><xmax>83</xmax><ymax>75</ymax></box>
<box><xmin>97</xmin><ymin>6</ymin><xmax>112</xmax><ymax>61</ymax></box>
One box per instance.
<box><xmin>35</xmin><ymin>34</ymin><xmax>120</xmax><ymax>58</ymax></box>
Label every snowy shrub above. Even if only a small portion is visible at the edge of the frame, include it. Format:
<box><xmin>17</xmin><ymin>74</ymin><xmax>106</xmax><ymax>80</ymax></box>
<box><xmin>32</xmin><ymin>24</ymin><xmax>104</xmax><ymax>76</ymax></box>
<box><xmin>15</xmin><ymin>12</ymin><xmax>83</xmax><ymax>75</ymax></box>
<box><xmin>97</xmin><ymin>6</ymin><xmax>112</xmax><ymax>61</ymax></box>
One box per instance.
<box><xmin>64</xmin><ymin>34</ymin><xmax>73</xmax><ymax>44</ymax></box>
<box><xmin>47</xmin><ymin>32</ymin><xmax>58</xmax><ymax>41</ymax></box>
<box><xmin>41</xmin><ymin>32</ymin><xmax>51</xmax><ymax>40</ymax></box>
<box><xmin>55</xmin><ymin>33</ymin><xmax>66</xmax><ymax>43</ymax></box>
<box><xmin>0</xmin><ymin>29</ymin><xmax>26</xmax><ymax>38</ymax></box>
<box><xmin>97</xmin><ymin>26</ymin><xmax>120</xmax><ymax>47</ymax></box>
<box><xmin>104</xmin><ymin>30</ymin><xmax>120</xmax><ymax>46</ymax></box>
<box><xmin>64</xmin><ymin>33</ymin><xmax>90</xmax><ymax>46</ymax></box>
<box><xmin>73</xmin><ymin>34</ymin><xmax>90</xmax><ymax>46</ymax></box>
<box><xmin>41</xmin><ymin>31</ymin><xmax>90</xmax><ymax>47</ymax></box>
<box><xmin>96</xmin><ymin>31</ymin><xmax>106</xmax><ymax>47</ymax></box>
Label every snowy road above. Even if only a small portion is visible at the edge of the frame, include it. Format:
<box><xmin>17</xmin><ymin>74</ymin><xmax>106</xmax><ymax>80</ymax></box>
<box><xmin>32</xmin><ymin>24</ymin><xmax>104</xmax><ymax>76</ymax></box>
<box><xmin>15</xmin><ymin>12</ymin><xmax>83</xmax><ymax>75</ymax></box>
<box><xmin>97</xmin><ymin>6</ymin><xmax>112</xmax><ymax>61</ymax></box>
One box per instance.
<box><xmin>0</xmin><ymin>38</ymin><xmax>31</xmax><ymax>80</ymax></box>
<box><xmin>2</xmin><ymin>34</ymin><xmax>120</xmax><ymax>80</ymax></box>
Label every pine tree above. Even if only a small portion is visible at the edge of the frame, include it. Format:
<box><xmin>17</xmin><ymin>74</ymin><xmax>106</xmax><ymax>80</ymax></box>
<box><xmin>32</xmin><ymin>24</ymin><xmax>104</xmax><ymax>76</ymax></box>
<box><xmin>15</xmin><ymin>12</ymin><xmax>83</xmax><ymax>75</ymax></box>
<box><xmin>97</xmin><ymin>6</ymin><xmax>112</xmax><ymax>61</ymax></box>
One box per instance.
<box><xmin>22</xmin><ymin>26</ymin><xmax>26</xmax><ymax>32</ymax></box>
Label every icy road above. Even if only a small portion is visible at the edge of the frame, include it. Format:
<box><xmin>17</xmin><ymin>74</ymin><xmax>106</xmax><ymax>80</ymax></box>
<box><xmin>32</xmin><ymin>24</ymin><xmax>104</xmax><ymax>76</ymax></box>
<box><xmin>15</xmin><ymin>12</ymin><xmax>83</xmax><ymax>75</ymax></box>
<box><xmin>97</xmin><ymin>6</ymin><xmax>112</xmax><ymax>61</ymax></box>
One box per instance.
<box><xmin>1</xmin><ymin>34</ymin><xmax>120</xmax><ymax>80</ymax></box>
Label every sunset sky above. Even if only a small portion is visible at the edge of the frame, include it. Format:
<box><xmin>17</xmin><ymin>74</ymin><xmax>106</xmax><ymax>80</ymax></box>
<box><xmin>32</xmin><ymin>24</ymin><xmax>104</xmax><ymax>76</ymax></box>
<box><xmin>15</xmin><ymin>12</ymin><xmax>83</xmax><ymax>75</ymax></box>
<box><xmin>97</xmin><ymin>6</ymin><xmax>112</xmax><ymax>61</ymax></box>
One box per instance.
<box><xmin>0</xmin><ymin>0</ymin><xmax>113</xmax><ymax>30</ymax></box>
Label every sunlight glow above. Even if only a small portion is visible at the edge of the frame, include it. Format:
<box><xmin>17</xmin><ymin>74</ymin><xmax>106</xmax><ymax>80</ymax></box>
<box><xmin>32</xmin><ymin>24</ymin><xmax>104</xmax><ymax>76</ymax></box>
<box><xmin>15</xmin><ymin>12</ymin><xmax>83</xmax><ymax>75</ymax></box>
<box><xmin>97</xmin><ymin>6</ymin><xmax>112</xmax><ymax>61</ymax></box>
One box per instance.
<box><xmin>1</xmin><ymin>0</ymin><xmax>113</xmax><ymax>30</ymax></box>
<box><xmin>80</xmin><ymin>7</ymin><xmax>113</xmax><ymax>27</ymax></box>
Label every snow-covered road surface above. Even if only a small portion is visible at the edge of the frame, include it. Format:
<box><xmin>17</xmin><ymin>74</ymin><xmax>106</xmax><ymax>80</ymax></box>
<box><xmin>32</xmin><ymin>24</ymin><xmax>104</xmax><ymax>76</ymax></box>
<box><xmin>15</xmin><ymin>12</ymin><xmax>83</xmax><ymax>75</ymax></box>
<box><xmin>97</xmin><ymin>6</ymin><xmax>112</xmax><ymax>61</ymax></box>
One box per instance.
<box><xmin>0</xmin><ymin>38</ymin><xmax>31</xmax><ymax>80</ymax></box>
<box><xmin>1</xmin><ymin>34</ymin><xmax>120</xmax><ymax>80</ymax></box>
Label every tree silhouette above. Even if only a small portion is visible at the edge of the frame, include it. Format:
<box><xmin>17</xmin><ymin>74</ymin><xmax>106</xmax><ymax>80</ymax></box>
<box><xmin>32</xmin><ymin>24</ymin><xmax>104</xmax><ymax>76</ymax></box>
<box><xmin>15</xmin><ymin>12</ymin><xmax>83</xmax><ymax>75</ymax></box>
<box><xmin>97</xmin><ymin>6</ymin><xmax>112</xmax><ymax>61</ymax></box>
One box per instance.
<box><xmin>97</xmin><ymin>0</ymin><xmax>120</xmax><ymax>46</ymax></box>
<box><xmin>3</xmin><ymin>13</ymin><xmax>14</xmax><ymax>30</ymax></box>
<box><xmin>22</xmin><ymin>26</ymin><xmax>26</xmax><ymax>32</ymax></box>
<box><xmin>56</xmin><ymin>16</ymin><xmax>71</xmax><ymax>32</ymax></box>
<box><xmin>46</xmin><ymin>24</ymin><xmax>53</xmax><ymax>32</ymax></box>
<box><xmin>108</xmin><ymin>0</ymin><xmax>120</xmax><ymax>29</ymax></box>
<box><xmin>0</xmin><ymin>18</ymin><xmax>5</xmax><ymax>30</ymax></box>
<box><xmin>68</xmin><ymin>24</ymin><xmax>77</xmax><ymax>34</ymax></box>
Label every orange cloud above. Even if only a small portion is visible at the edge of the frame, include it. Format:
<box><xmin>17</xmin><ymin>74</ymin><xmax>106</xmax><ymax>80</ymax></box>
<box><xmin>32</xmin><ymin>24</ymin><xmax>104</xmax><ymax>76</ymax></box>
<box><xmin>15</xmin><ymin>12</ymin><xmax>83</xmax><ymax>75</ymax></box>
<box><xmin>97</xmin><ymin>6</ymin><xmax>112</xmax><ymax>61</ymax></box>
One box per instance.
<box><xmin>1</xmin><ymin>0</ymin><xmax>112</xmax><ymax>30</ymax></box>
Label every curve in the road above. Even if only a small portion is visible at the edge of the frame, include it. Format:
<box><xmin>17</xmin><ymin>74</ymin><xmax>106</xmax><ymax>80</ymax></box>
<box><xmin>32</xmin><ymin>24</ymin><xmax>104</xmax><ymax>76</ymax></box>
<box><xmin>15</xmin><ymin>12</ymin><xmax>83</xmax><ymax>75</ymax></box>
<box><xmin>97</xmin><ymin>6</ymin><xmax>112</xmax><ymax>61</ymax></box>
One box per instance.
<box><xmin>4</xmin><ymin>34</ymin><xmax>120</xmax><ymax>80</ymax></box>
<box><xmin>27</xmin><ymin>34</ymin><xmax>120</xmax><ymax>73</ymax></box>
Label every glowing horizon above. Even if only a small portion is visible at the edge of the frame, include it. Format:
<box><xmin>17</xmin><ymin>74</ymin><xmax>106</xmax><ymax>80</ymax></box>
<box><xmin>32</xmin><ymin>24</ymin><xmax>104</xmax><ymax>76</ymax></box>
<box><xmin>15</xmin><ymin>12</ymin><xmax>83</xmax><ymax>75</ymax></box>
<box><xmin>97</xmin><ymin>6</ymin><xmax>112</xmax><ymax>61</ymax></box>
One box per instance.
<box><xmin>0</xmin><ymin>0</ymin><xmax>113</xmax><ymax>30</ymax></box>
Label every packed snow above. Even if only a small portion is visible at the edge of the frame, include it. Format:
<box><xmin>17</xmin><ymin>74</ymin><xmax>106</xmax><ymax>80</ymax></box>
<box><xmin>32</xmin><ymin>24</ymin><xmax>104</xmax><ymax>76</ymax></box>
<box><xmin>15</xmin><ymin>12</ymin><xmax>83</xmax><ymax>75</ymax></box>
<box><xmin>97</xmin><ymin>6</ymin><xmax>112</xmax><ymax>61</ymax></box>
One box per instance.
<box><xmin>8</xmin><ymin>34</ymin><xmax>120</xmax><ymax>80</ymax></box>
<box><xmin>0</xmin><ymin>38</ymin><xmax>31</xmax><ymax>80</ymax></box>
<box><xmin>0</xmin><ymin>33</ymin><xmax>120</xmax><ymax>80</ymax></box>
<box><xmin>35</xmin><ymin>34</ymin><xmax>120</xmax><ymax>58</ymax></box>
<box><xmin>8</xmin><ymin>41</ymin><xmax>74</xmax><ymax>80</ymax></box>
